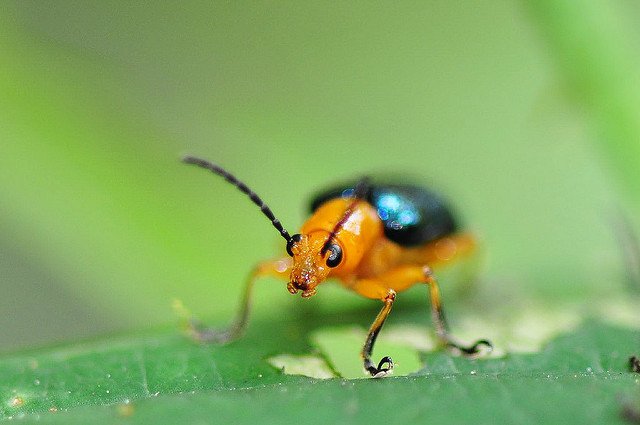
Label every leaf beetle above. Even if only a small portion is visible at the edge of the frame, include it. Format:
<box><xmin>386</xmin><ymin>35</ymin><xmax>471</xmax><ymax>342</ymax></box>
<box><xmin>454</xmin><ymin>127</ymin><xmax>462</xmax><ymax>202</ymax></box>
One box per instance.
<box><xmin>182</xmin><ymin>156</ymin><xmax>491</xmax><ymax>377</ymax></box>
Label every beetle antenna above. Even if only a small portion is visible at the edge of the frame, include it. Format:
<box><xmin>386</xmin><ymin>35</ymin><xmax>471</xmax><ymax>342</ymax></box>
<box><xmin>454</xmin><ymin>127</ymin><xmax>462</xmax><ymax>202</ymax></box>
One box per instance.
<box><xmin>182</xmin><ymin>155</ymin><xmax>292</xmax><ymax>242</ymax></box>
<box><xmin>321</xmin><ymin>177</ymin><xmax>371</xmax><ymax>255</ymax></box>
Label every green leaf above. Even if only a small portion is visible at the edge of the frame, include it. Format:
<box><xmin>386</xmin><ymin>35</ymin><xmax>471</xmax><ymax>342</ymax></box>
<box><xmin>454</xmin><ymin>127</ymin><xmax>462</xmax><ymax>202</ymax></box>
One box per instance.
<box><xmin>1</xmin><ymin>318</ymin><xmax>639</xmax><ymax>424</ymax></box>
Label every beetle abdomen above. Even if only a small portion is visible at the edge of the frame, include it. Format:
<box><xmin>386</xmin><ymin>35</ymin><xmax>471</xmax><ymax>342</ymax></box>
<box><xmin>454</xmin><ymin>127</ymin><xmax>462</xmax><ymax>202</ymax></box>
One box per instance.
<box><xmin>310</xmin><ymin>182</ymin><xmax>458</xmax><ymax>247</ymax></box>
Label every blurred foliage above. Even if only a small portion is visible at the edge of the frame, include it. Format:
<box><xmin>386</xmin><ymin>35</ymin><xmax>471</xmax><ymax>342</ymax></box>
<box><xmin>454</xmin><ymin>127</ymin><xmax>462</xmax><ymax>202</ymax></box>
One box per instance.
<box><xmin>0</xmin><ymin>0</ymin><xmax>639</xmax><ymax>383</ymax></box>
<box><xmin>531</xmin><ymin>1</ymin><xmax>640</xmax><ymax>210</ymax></box>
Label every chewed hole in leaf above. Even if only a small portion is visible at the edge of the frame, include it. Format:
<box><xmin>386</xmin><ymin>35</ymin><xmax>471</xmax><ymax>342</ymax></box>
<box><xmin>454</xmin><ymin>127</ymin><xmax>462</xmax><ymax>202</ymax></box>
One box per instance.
<box><xmin>266</xmin><ymin>354</ymin><xmax>337</xmax><ymax>379</ymax></box>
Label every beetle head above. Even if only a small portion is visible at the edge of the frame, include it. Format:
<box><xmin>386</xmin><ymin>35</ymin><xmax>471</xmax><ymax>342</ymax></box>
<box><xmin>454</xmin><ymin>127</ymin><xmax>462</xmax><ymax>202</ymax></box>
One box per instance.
<box><xmin>285</xmin><ymin>232</ymin><xmax>342</xmax><ymax>298</ymax></box>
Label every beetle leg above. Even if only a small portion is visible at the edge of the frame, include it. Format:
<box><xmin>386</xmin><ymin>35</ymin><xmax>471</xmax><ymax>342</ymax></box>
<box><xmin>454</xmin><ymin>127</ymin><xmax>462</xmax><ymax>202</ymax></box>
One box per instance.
<box><xmin>362</xmin><ymin>289</ymin><xmax>396</xmax><ymax>378</ymax></box>
<box><xmin>184</xmin><ymin>258</ymin><xmax>292</xmax><ymax>344</ymax></box>
<box><xmin>343</xmin><ymin>278</ymin><xmax>398</xmax><ymax>377</ymax></box>
<box><xmin>423</xmin><ymin>266</ymin><xmax>492</xmax><ymax>355</ymax></box>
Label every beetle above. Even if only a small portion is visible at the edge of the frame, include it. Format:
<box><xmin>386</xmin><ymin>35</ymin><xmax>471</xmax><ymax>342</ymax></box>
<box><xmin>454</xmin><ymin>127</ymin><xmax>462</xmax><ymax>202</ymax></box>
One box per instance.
<box><xmin>182</xmin><ymin>155</ymin><xmax>491</xmax><ymax>377</ymax></box>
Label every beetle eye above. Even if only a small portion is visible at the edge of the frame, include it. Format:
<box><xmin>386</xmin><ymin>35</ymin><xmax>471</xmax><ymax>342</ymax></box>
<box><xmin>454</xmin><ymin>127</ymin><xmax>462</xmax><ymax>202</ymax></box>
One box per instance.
<box><xmin>286</xmin><ymin>234</ymin><xmax>303</xmax><ymax>257</ymax></box>
<box><xmin>325</xmin><ymin>243</ymin><xmax>343</xmax><ymax>268</ymax></box>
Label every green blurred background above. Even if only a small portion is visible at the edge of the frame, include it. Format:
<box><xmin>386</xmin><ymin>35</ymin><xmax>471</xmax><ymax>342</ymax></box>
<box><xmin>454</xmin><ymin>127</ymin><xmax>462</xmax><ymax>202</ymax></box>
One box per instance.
<box><xmin>1</xmin><ymin>1</ymin><xmax>639</xmax><ymax>353</ymax></box>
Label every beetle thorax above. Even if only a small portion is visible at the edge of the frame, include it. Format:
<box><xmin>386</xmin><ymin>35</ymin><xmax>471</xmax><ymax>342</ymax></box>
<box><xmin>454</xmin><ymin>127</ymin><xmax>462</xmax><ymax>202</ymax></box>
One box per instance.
<box><xmin>287</xmin><ymin>233</ymin><xmax>332</xmax><ymax>298</ymax></box>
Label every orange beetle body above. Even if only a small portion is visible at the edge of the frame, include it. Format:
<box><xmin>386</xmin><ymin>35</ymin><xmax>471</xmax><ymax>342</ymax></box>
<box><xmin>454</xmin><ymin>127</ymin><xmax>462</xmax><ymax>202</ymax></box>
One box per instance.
<box><xmin>290</xmin><ymin>197</ymin><xmax>475</xmax><ymax>299</ymax></box>
<box><xmin>183</xmin><ymin>157</ymin><xmax>490</xmax><ymax>377</ymax></box>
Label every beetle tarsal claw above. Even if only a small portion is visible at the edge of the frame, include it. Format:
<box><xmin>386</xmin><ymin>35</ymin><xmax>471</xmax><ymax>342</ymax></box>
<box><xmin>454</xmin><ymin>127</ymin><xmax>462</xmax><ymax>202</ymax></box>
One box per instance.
<box><xmin>448</xmin><ymin>339</ymin><xmax>493</xmax><ymax>356</ymax></box>
<box><xmin>369</xmin><ymin>356</ymin><xmax>394</xmax><ymax>378</ymax></box>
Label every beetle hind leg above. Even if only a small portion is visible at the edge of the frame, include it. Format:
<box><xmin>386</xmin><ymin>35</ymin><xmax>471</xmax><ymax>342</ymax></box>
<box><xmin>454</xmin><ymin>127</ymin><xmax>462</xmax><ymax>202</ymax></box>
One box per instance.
<box><xmin>423</xmin><ymin>266</ymin><xmax>492</xmax><ymax>355</ymax></box>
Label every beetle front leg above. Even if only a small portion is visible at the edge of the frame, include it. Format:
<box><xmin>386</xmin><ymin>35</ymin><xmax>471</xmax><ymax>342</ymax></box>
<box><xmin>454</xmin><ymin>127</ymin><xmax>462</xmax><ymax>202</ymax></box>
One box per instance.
<box><xmin>423</xmin><ymin>266</ymin><xmax>492</xmax><ymax>355</ymax></box>
<box><xmin>346</xmin><ymin>278</ymin><xmax>398</xmax><ymax>377</ymax></box>
<box><xmin>184</xmin><ymin>258</ymin><xmax>292</xmax><ymax>344</ymax></box>
<box><xmin>362</xmin><ymin>289</ymin><xmax>396</xmax><ymax>378</ymax></box>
